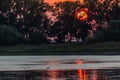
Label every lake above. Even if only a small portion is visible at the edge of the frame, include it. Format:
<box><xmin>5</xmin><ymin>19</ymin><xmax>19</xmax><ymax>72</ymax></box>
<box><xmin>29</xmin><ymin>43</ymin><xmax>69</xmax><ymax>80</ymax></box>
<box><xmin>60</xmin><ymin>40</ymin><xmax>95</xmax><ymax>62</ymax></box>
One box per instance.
<box><xmin>0</xmin><ymin>56</ymin><xmax>120</xmax><ymax>80</ymax></box>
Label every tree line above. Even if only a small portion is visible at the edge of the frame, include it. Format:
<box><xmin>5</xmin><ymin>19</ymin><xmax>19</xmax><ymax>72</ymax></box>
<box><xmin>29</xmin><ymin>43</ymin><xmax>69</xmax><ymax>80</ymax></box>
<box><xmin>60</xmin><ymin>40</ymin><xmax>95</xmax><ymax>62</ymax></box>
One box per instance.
<box><xmin>0</xmin><ymin>0</ymin><xmax>119</xmax><ymax>45</ymax></box>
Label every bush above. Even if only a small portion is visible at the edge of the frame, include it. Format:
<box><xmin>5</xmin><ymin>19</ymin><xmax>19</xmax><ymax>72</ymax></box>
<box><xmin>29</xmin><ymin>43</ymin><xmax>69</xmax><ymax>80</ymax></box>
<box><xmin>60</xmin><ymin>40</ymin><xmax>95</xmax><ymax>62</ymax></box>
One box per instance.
<box><xmin>29</xmin><ymin>32</ymin><xmax>47</xmax><ymax>44</ymax></box>
<box><xmin>87</xmin><ymin>20</ymin><xmax>120</xmax><ymax>43</ymax></box>
<box><xmin>0</xmin><ymin>25</ymin><xmax>25</xmax><ymax>45</ymax></box>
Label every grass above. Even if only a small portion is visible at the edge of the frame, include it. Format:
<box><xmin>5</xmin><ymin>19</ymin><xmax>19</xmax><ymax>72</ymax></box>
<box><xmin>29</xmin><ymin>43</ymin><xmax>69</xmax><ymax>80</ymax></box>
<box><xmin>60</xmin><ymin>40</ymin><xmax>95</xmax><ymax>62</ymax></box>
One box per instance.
<box><xmin>0</xmin><ymin>41</ymin><xmax>120</xmax><ymax>55</ymax></box>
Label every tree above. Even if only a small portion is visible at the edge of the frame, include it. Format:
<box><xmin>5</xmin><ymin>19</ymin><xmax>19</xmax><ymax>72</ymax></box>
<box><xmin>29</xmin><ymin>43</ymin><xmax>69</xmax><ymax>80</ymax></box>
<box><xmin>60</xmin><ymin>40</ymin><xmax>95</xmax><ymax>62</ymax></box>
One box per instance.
<box><xmin>0</xmin><ymin>0</ymin><xmax>51</xmax><ymax>44</ymax></box>
<box><xmin>51</xmin><ymin>1</ymin><xmax>91</xmax><ymax>43</ymax></box>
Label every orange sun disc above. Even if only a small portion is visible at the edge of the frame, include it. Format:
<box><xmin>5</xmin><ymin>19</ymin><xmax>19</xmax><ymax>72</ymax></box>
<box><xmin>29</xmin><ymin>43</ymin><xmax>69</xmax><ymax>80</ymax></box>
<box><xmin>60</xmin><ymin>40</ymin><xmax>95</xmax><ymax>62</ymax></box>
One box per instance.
<box><xmin>75</xmin><ymin>8</ymin><xmax>88</xmax><ymax>21</ymax></box>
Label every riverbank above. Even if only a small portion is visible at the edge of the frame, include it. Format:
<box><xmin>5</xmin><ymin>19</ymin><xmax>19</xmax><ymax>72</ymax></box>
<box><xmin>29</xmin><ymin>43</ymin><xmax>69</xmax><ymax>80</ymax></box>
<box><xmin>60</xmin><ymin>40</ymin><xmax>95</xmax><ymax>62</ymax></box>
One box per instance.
<box><xmin>0</xmin><ymin>41</ymin><xmax>120</xmax><ymax>55</ymax></box>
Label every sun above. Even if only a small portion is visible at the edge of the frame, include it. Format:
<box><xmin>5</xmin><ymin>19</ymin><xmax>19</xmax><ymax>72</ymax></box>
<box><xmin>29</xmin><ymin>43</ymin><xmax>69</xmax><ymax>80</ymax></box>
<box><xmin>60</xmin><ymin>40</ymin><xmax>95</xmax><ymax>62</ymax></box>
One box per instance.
<box><xmin>75</xmin><ymin>8</ymin><xmax>88</xmax><ymax>21</ymax></box>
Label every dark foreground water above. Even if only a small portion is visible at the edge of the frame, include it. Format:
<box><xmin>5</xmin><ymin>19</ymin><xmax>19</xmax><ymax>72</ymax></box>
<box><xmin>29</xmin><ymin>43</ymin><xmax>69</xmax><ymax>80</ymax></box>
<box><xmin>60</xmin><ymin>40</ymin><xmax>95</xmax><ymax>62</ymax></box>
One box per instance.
<box><xmin>0</xmin><ymin>56</ymin><xmax>120</xmax><ymax>80</ymax></box>
<box><xmin>0</xmin><ymin>69</ymin><xmax>120</xmax><ymax>80</ymax></box>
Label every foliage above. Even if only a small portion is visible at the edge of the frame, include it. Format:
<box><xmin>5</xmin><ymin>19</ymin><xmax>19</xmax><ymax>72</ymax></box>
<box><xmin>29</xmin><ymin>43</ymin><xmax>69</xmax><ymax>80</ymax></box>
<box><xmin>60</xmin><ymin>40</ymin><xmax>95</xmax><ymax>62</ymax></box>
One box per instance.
<box><xmin>51</xmin><ymin>0</ymin><xmax>120</xmax><ymax>43</ymax></box>
<box><xmin>50</xmin><ymin>1</ymin><xmax>92</xmax><ymax>42</ymax></box>
<box><xmin>85</xmin><ymin>0</ymin><xmax>120</xmax><ymax>22</ymax></box>
<box><xmin>0</xmin><ymin>0</ymin><xmax>51</xmax><ymax>44</ymax></box>
<box><xmin>87</xmin><ymin>20</ymin><xmax>120</xmax><ymax>43</ymax></box>
<box><xmin>0</xmin><ymin>1</ymin><xmax>50</xmax><ymax>30</ymax></box>
<box><xmin>0</xmin><ymin>25</ymin><xmax>25</xmax><ymax>45</ymax></box>
<box><xmin>0</xmin><ymin>0</ymin><xmax>120</xmax><ymax>44</ymax></box>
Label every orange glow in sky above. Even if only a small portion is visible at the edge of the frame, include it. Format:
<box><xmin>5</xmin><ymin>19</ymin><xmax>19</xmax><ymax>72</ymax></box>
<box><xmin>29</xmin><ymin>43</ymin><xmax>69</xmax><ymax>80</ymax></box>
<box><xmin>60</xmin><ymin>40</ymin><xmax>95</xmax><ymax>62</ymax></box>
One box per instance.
<box><xmin>44</xmin><ymin>0</ymin><xmax>84</xmax><ymax>5</ymax></box>
<box><xmin>44</xmin><ymin>0</ymin><xmax>65</xmax><ymax>5</ymax></box>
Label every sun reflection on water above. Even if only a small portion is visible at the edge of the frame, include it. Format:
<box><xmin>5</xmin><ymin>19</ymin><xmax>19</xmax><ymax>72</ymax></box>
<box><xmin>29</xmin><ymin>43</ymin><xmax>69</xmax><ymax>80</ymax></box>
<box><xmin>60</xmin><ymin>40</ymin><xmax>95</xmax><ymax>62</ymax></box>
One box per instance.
<box><xmin>43</xmin><ymin>59</ymin><xmax>108</xmax><ymax>80</ymax></box>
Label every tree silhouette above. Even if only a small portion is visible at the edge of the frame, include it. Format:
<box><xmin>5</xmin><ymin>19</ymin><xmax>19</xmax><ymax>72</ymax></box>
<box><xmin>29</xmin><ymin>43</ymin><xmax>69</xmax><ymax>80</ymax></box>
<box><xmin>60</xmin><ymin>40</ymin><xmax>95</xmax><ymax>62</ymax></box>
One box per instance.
<box><xmin>51</xmin><ymin>1</ymin><xmax>92</xmax><ymax>43</ymax></box>
<box><xmin>0</xmin><ymin>0</ymin><xmax>51</xmax><ymax>44</ymax></box>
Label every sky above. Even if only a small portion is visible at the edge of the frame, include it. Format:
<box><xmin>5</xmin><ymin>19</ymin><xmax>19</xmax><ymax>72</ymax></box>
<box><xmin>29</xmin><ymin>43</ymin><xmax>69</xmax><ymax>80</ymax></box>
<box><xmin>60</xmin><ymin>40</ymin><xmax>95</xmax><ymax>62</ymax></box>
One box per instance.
<box><xmin>44</xmin><ymin>0</ymin><xmax>84</xmax><ymax>5</ymax></box>
<box><xmin>44</xmin><ymin>0</ymin><xmax>65</xmax><ymax>4</ymax></box>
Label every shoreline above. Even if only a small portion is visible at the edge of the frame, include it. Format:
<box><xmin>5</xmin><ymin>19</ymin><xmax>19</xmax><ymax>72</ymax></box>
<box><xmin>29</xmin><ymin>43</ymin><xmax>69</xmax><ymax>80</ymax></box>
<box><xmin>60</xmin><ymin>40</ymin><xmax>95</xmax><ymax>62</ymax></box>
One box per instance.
<box><xmin>0</xmin><ymin>41</ymin><xmax>120</xmax><ymax>55</ymax></box>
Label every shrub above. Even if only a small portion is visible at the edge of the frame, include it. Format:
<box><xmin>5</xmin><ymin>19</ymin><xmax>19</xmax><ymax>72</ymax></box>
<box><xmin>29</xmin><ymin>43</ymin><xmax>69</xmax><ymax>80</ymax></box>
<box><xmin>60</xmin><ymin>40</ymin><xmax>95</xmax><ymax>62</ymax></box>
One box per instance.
<box><xmin>0</xmin><ymin>25</ymin><xmax>25</xmax><ymax>45</ymax></box>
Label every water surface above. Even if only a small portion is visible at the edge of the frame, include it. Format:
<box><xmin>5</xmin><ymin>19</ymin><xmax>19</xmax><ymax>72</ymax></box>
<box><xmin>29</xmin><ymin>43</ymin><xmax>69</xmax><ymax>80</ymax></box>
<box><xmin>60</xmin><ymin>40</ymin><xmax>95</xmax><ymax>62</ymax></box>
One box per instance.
<box><xmin>0</xmin><ymin>56</ymin><xmax>120</xmax><ymax>80</ymax></box>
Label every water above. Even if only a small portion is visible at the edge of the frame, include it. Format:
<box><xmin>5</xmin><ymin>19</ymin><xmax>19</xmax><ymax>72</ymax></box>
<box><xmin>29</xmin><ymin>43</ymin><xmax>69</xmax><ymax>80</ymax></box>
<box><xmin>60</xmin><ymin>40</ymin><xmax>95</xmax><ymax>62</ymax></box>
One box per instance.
<box><xmin>0</xmin><ymin>56</ymin><xmax>120</xmax><ymax>80</ymax></box>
